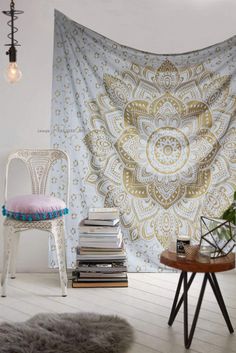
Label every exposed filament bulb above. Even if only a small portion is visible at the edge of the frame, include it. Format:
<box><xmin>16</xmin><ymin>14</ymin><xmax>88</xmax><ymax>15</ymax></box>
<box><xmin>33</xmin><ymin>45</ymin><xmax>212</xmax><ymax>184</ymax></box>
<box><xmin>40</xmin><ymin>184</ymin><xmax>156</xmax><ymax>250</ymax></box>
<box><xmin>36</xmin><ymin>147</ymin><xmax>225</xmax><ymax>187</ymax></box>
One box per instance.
<box><xmin>4</xmin><ymin>62</ymin><xmax>22</xmax><ymax>83</ymax></box>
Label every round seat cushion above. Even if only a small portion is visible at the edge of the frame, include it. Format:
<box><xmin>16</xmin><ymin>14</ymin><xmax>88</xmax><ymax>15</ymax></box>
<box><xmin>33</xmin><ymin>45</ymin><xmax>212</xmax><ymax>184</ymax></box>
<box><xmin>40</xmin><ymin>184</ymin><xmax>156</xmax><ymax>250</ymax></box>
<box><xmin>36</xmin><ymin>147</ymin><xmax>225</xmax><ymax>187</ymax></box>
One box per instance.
<box><xmin>2</xmin><ymin>194</ymin><xmax>69</xmax><ymax>221</ymax></box>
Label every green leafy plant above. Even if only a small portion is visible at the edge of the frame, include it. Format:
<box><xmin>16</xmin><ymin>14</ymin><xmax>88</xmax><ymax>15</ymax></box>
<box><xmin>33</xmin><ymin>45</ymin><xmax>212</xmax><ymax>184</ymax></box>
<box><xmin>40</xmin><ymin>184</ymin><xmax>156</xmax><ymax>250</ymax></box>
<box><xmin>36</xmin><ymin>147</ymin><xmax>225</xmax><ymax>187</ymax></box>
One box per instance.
<box><xmin>200</xmin><ymin>194</ymin><xmax>236</xmax><ymax>258</ymax></box>
<box><xmin>214</xmin><ymin>223</ymin><xmax>231</xmax><ymax>240</ymax></box>
<box><xmin>208</xmin><ymin>219</ymin><xmax>231</xmax><ymax>241</ymax></box>
<box><xmin>222</xmin><ymin>191</ymin><xmax>236</xmax><ymax>226</ymax></box>
<box><xmin>200</xmin><ymin>216</ymin><xmax>235</xmax><ymax>258</ymax></box>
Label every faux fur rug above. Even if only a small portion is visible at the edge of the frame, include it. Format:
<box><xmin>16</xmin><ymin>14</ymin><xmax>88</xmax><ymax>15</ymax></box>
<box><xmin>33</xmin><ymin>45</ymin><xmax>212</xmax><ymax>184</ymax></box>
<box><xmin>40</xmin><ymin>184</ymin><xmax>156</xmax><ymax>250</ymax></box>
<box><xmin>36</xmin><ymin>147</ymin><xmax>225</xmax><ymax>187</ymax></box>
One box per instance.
<box><xmin>0</xmin><ymin>312</ymin><xmax>134</xmax><ymax>353</ymax></box>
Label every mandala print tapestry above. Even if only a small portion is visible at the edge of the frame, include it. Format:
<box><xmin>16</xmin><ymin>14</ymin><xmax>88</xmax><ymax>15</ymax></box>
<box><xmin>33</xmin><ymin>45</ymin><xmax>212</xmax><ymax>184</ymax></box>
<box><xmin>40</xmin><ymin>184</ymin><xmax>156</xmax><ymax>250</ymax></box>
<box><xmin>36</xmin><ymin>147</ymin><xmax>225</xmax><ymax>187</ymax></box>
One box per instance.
<box><xmin>50</xmin><ymin>10</ymin><xmax>236</xmax><ymax>271</ymax></box>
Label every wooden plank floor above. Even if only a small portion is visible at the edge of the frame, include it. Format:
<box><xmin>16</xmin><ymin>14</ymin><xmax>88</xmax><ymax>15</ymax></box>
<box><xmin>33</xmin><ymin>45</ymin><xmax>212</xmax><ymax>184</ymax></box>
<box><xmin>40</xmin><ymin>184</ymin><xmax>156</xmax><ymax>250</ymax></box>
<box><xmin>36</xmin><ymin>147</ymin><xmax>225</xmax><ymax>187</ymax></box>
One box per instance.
<box><xmin>0</xmin><ymin>272</ymin><xmax>235</xmax><ymax>353</ymax></box>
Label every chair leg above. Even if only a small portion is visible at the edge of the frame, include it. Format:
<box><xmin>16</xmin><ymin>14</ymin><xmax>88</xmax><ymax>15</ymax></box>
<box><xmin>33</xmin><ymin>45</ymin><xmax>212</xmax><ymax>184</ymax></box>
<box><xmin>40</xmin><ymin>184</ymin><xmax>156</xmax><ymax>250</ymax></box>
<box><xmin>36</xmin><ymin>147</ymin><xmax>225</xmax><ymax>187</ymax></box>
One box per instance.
<box><xmin>10</xmin><ymin>232</ymin><xmax>20</xmax><ymax>279</ymax></box>
<box><xmin>52</xmin><ymin>222</ymin><xmax>68</xmax><ymax>297</ymax></box>
<box><xmin>1</xmin><ymin>226</ymin><xmax>14</xmax><ymax>297</ymax></box>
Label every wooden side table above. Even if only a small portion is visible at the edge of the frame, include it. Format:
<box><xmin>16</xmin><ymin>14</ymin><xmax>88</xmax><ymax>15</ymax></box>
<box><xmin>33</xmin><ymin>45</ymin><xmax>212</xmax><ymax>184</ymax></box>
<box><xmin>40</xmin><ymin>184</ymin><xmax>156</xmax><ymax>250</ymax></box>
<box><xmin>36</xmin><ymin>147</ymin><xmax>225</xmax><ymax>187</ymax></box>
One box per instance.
<box><xmin>160</xmin><ymin>250</ymin><xmax>235</xmax><ymax>349</ymax></box>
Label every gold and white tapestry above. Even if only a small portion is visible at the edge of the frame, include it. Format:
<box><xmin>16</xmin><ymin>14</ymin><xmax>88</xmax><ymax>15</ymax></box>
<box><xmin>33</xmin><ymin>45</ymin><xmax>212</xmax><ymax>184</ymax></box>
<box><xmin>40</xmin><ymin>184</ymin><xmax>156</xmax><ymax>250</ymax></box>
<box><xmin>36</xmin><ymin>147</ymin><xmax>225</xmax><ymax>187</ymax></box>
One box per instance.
<box><xmin>51</xmin><ymin>10</ymin><xmax>236</xmax><ymax>271</ymax></box>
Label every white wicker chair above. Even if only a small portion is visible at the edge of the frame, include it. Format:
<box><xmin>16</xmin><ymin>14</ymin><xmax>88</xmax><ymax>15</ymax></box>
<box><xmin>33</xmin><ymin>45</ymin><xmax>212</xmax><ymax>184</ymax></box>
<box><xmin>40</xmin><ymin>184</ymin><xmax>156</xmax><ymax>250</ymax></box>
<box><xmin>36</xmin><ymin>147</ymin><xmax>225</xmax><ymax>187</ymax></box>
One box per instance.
<box><xmin>1</xmin><ymin>149</ymin><xmax>70</xmax><ymax>297</ymax></box>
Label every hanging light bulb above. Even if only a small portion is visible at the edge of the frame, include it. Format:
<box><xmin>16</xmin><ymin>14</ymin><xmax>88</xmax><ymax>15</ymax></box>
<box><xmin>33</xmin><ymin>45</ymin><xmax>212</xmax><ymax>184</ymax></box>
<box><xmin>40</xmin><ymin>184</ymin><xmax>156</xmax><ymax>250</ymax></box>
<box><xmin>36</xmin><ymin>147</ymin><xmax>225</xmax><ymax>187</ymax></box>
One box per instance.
<box><xmin>4</xmin><ymin>45</ymin><xmax>22</xmax><ymax>83</ymax></box>
<box><xmin>2</xmin><ymin>1</ymin><xmax>24</xmax><ymax>84</ymax></box>
<box><xmin>5</xmin><ymin>62</ymin><xmax>22</xmax><ymax>83</ymax></box>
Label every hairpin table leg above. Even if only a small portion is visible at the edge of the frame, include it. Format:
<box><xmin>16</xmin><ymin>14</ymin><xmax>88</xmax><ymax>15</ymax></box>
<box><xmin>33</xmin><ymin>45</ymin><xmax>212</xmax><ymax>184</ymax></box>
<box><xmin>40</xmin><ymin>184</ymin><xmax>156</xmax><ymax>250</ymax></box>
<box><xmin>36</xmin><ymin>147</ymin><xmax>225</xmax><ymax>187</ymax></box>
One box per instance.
<box><xmin>185</xmin><ymin>273</ymin><xmax>208</xmax><ymax>349</ymax></box>
<box><xmin>168</xmin><ymin>271</ymin><xmax>196</xmax><ymax>326</ymax></box>
<box><xmin>207</xmin><ymin>273</ymin><xmax>234</xmax><ymax>333</ymax></box>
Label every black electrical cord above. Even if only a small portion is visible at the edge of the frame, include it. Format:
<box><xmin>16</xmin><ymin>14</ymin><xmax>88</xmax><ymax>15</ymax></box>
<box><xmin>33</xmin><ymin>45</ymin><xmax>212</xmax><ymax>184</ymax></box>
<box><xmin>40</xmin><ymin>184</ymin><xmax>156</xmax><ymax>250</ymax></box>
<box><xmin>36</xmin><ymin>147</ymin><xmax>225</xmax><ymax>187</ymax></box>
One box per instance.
<box><xmin>2</xmin><ymin>0</ymin><xmax>24</xmax><ymax>62</ymax></box>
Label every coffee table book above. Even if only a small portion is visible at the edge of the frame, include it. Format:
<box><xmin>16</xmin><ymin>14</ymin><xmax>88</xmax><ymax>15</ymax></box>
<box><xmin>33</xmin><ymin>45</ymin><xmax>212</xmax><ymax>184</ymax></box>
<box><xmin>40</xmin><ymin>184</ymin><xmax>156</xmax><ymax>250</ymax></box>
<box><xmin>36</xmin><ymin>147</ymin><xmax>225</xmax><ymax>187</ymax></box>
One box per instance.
<box><xmin>79</xmin><ymin>220</ymin><xmax>120</xmax><ymax>234</ymax></box>
<box><xmin>72</xmin><ymin>281</ymin><xmax>128</xmax><ymax>288</ymax></box>
<box><xmin>83</xmin><ymin>218</ymin><xmax>119</xmax><ymax>226</ymax></box>
<box><xmin>88</xmin><ymin>207</ymin><xmax>119</xmax><ymax>220</ymax></box>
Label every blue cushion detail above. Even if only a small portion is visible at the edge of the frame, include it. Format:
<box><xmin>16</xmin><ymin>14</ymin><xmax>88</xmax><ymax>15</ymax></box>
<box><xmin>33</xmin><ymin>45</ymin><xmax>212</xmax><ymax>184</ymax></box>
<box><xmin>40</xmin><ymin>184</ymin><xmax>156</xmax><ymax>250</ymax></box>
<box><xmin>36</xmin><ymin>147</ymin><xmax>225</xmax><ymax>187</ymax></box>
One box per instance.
<box><xmin>2</xmin><ymin>205</ymin><xmax>6</xmax><ymax>216</ymax></box>
<box><xmin>2</xmin><ymin>206</ymin><xmax>69</xmax><ymax>222</ymax></box>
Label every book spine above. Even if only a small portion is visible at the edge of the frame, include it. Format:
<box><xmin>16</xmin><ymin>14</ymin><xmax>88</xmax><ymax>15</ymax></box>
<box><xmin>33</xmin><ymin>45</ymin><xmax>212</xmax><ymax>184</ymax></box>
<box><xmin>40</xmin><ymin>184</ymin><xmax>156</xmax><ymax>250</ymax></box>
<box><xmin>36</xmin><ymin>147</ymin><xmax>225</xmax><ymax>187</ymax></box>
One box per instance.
<box><xmin>79</xmin><ymin>226</ymin><xmax>120</xmax><ymax>234</ymax></box>
<box><xmin>89</xmin><ymin>208</ymin><xmax>119</xmax><ymax>213</ymax></box>
<box><xmin>76</xmin><ymin>267</ymin><xmax>127</xmax><ymax>272</ymax></box>
<box><xmin>72</xmin><ymin>281</ymin><xmax>128</xmax><ymax>288</ymax></box>
<box><xmin>77</xmin><ymin>254</ymin><xmax>126</xmax><ymax>258</ymax></box>
<box><xmin>84</xmin><ymin>219</ymin><xmax>119</xmax><ymax>226</ymax></box>
<box><xmin>88</xmin><ymin>213</ymin><xmax>119</xmax><ymax>220</ymax></box>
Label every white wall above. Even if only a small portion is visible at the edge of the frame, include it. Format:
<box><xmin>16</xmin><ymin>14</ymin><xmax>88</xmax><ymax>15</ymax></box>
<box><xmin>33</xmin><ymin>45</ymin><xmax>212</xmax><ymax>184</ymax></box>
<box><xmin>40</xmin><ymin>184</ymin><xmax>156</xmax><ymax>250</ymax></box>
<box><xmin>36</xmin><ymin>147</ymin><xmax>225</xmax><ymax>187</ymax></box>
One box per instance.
<box><xmin>1</xmin><ymin>0</ymin><xmax>236</xmax><ymax>272</ymax></box>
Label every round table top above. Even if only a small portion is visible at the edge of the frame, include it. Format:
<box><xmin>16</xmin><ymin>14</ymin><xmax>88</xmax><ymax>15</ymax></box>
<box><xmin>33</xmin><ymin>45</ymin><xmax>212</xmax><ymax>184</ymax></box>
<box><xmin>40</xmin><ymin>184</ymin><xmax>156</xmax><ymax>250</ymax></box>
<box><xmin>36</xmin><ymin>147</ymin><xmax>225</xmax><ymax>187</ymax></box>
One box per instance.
<box><xmin>160</xmin><ymin>250</ymin><xmax>235</xmax><ymax>273</ymax></box>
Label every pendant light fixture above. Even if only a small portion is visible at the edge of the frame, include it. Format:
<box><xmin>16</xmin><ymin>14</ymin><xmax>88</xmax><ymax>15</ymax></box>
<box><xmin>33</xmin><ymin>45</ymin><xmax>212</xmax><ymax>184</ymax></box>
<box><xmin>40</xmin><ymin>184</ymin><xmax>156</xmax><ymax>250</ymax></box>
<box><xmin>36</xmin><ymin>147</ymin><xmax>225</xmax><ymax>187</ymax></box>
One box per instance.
<box><xmin>2</xmin><ymin>0</ymin><xmax>24</xmax><ymax>83</ymax></box>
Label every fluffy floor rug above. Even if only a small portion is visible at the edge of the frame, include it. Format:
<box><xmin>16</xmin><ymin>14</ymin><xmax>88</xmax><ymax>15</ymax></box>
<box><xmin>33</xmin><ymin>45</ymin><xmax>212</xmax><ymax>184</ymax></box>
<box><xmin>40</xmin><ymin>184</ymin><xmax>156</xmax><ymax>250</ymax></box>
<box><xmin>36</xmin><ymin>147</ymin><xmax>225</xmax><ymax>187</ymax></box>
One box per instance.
<box><xmin>0</xmin><ymin>312</ymin><xmax>134</xmax><ymax>353</ymax></box>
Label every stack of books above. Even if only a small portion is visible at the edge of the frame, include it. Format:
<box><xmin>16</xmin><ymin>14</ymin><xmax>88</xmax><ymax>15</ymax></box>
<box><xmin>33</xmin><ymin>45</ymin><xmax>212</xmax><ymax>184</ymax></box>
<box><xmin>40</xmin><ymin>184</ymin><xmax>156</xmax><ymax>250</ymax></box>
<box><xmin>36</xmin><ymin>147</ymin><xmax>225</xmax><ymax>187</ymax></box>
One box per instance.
<box><xmin>72</xmin><ymin>208</ymin><xmax>128</xmax><ymax>288</ymax></box>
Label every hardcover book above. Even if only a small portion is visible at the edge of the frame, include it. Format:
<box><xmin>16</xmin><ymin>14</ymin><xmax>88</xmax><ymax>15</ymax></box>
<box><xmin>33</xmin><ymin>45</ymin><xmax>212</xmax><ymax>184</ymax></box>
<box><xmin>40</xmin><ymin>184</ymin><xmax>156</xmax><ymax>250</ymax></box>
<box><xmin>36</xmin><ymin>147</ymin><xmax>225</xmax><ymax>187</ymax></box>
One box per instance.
<box><xmin>88</xmin><ymin>207</ymin><xmax>119</xmax><ymax>220</ymax></box>
<box><xmin>72</xmin><ymin>281</ymin><xmax>128</xmax><ymax>288</ymax></box>
<box><xmin>79</xmin><ymin>221</ymin><xmax>120</xmax><ymax>234</ymax></box>
<box><xmin>84</xmin><ymin>218</ymin><xmax>119</xmax><ymax>226</ymax></box>
<box><xmin>77</xmin><ymin>254</ymin><xmax>127</xmax><ymax>261</ymax></box>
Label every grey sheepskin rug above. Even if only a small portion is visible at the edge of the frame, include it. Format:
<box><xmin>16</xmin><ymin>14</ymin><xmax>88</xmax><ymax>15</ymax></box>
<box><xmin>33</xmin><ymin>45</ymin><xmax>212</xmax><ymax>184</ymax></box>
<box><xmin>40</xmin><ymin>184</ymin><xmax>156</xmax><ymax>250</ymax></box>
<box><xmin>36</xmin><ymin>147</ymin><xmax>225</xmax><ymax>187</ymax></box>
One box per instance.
<box><xmin>0</xmin><ymin>312</ymin><xmax>134</xmax><ymax>353</ymax></box>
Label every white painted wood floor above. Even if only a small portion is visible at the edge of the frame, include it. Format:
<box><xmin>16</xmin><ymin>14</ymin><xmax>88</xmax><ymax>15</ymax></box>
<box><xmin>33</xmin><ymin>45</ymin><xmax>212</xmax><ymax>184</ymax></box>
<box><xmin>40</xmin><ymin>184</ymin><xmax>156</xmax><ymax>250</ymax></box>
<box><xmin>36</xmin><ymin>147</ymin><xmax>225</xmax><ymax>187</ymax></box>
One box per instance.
<box><xmin>0</xmin><ymin>272</ymin><xmax>236</xmax><ymax>353</ymax></box>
